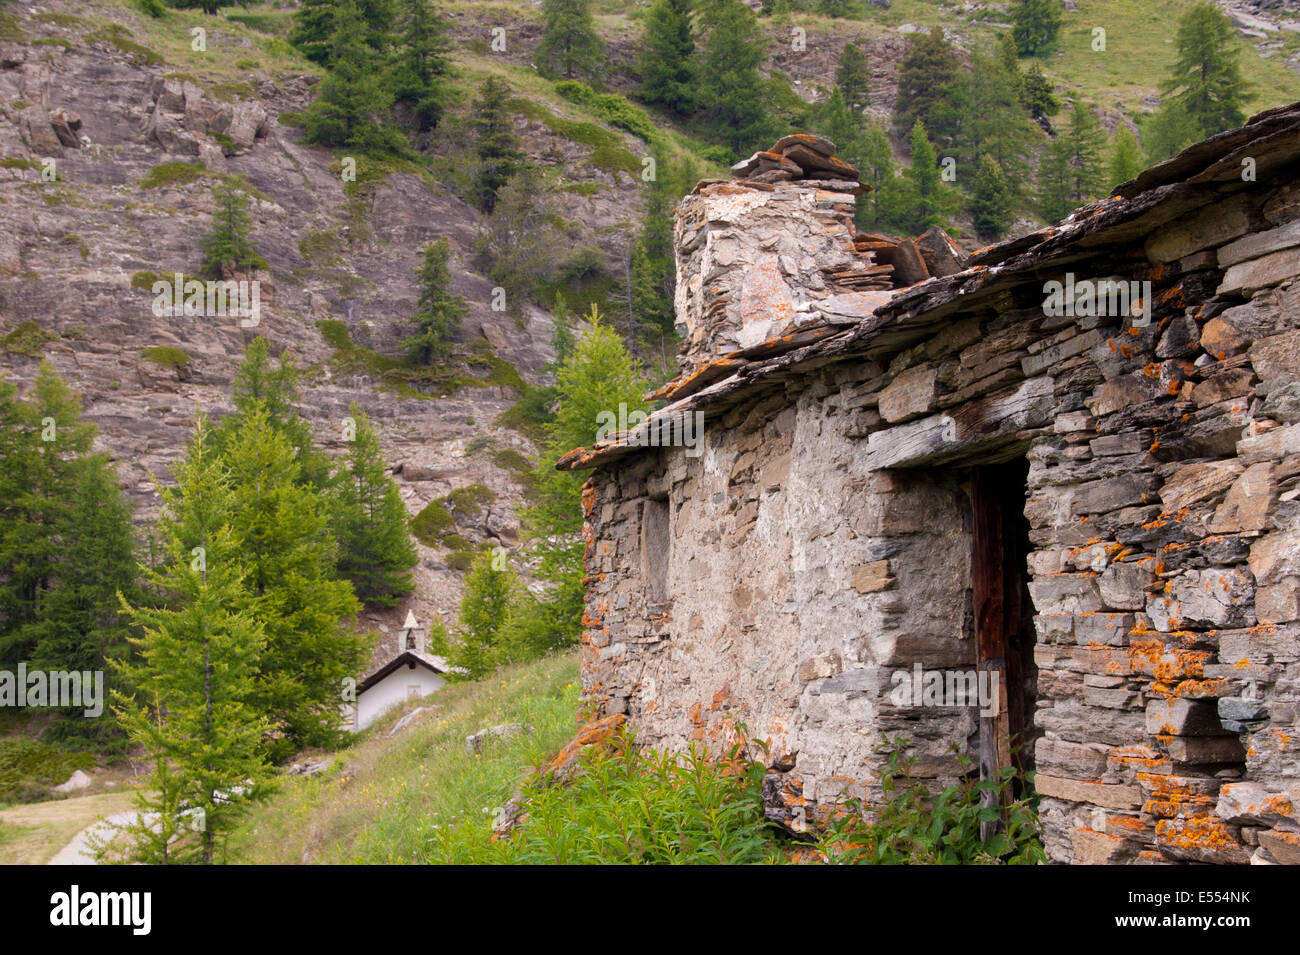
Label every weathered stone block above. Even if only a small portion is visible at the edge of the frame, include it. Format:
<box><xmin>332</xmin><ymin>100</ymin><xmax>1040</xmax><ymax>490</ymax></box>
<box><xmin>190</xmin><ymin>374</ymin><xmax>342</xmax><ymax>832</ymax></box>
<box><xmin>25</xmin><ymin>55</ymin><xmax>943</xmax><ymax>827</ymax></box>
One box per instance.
<box><xmin>1100</xmin><ymin>561</ymin><xmax>1156</xmax><ymax>611</ymax></box>
<box><xmin>1075</xmin><ymin>612</ymin><xmax>1135</xmax><ymax>647</ymax></box>
<box><xmin>1145</xmin><ymin>200</ymin><xmax>1250</xmax><ymax>263</ymax></box>
<box><xmin>1146</xmin><ymin>698</ymin><xmax>1233</xmax><ymax>737</ymax></box>
<box><xmin>1218</xmin><ymin>247</ymin><xmax>1300</xmax><ymax>295</ymax></box>
<box><xmin>878</xmin><ymin>364</ymin><xmax>939</xmax><ymax>423</ymax></box>
<box><xmin>1035</xmin><ymin>774</ymin><xmax>1144</xmax><ymax>809</ymax></box>
<box><xmin>1029</xmin><ymin>575</ymin><xmax>1105</xmax><ymax>614</ymax></box>
<box><xmin>1146</xmin><ymin>568</ymin><xmax>1255</xmax><ymax>630</ymax></box>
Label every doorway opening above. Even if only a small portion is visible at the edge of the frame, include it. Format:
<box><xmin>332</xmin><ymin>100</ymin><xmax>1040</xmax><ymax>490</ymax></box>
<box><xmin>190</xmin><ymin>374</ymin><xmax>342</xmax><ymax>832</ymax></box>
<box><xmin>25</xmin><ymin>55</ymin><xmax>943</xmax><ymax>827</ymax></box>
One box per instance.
<box><xmin>968</xmin><ymin>459</ymin><xmax>1038</xmax><ymax>804</ymax></box>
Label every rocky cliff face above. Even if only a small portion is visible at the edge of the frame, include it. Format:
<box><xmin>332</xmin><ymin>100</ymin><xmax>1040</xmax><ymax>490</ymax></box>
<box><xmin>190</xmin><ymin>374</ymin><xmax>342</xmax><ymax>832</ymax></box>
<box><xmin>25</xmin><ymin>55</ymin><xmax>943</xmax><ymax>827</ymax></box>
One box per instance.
<box><xmin>0</xmin><ymin>1</ymin><xmax>645</xmax><ymax>654</ymax></box>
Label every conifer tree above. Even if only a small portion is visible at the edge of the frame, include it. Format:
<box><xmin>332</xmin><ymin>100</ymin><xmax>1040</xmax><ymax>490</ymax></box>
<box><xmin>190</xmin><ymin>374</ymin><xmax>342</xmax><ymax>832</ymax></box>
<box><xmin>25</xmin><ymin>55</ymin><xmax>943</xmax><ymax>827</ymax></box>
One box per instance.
<box><xmin>303</xmin><ymin>0</ymin><xmax>406</xmax><ymax>155</ymax></box>
<box><xmin>895</xmin><ymin>121</ymin><xmax>954</xmax><ymax>234</ymax></box>
<box><xmin>853</xmin><ymin>119</ymin><xmax>898</xmax><ymax>231</ymax></box>
<box><xmin>1011</xmin><ymin>0</ymin><xmax>1063</xmax><ymax>57</ymax></box>
<box><xmin>695</xmin><ymin>0</ymin><xmax>772</xmax><ymax>152</ymax></box>
<box><xmin>970</xmin><ymin>156</ymin><xmax>1015</xmax><ymax>236</ymax></box>
<box><xmin>0</xmin><ymin>362</ymin><xmax>96</xmax><ymax>665</ymax></box>
<box><xmin>212</xmin><ymin>338</ymin><xmax>333</xmax><ymax>495</ymax></box>
<box><xmin>221</xmin><ymin>410</ymin><xmax>367</xmax><ymax>763</ymax></box>
<box><xmin>449</xmin><ymin>550</ymin><xmax>518</xmax><ymax>678</ymax></box>
<box><xmin>1061</xmin><ymin>99</ymin><xmax>1106</xmax><ymax>204</ymax></box>
<box><xmin>535</xmin><ymin>0</ymin><xmax>605</xmax><ymax>80</ymax></box>
<box><xmin>836</xmin><ymin>41</ymin><xmax>871</xmax><ymax>110</ymax></box>
<box><xmin>1036</xmin><ymin>134</ymin><xmax>1074</xmax><ymax>223</ymax></box>
<box><xmin>892</xmin><ymin>29</ymin><xmax>958</xmax><ymax>140</ymax></box>
<box><xmin>389</xmin><ymin>0</ymin><xmax>453</xmax><ymax>131</ymax></box>
<box><xmin>956</xmin><ymin>50</ymin><xmax>1035</xmax><ymax>202</ymax></box>
<box><xmin>522</xmin><ymin>311</ymin><xmax>649</xmax><ymax>649</ymax></box>
<box><xmin>1021</xmin><ymin>63</ymin><xmax>1059</xmax><ymax>125</ymax></box>
<box><xmin>200</xmin><ymin>180</ymin><xmax>265</xmax><ymax>280</ymax></box>
<box><xmin>1108</xmin><ymin>126</ymin><xmax>1144</xmax><ymax>187</ymax></box>
<box><xmin>1160</xmin><ymin>1</ymin><xmax>1250</xmax><ymax>145</ymax></box>
<box><xmin>292</xmin><ymin>0</ymin><xmax>397</xmax><ymax>66</ymax></box>
<box><xmin>28</xmin><ymin>455</ymin><xmax>138</xmax><ymax>748</ymax></box>
<box><xmin>472</xmin><ymin>76</ymin><xmax>522</xmax><ymax>212</ymax></box>
<box><xmin>332</xmin><ymin>404</ymin><xmax>417</xmax><ymax>608</ymax></box>
<box><xmin>639</xmin><ymin>0</ymin><xmax>696</xmax><ymax>115</ymax></box>
<box><xmin>113</xmin><ymin>419</ymin><xmax>270</xmax><ymax>864</ymax></box>
<box><xmin>402</xmin><ymin>238</ymin><xmax>468</xmax><ymax>365</ymax></box>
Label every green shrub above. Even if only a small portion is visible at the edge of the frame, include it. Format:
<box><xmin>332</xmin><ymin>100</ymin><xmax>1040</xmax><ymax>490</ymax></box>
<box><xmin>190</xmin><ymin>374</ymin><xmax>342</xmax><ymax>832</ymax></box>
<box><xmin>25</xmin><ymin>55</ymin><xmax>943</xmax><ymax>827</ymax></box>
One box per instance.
<box><xmin>410</xmin><ymin>500</ymin><xmax>454</xmax><ymax>545</ymax></box>
<box><xmin>32</xmin><ymin>37</ymin><xmax>74</xmax><ymax>49</ymax></box>
<box><xmin>0</xmin><ymin>738</ymin><xmax>95</xmax><ymax>804</ymax></box>
<box><xmin>440</xmin><ymin>533</ymin><xmax>472</xmax><ymax>551</ymax></box>
<box><xmin>553</xmin><ymin>81</ymin><xmax>657</xmax><ymax>142</ymax></box>
<box><xmin>429</xmin><ymin>731</ymin><xmax>780</xmax><ymax>863</ymax></box>
<box><xmin>140</xmin><ymin>161</ymin><xmax>205</xmax><ymax>190</ymax></box>
<box><xmin>141</xmin><ymin>345</ymin><xmax>191</xmax><ymax>369</ymax></box>
<box><xmin>814</xmin><ymin>740</ymin><xmax>1045</xmax><ymax>865</ymax></box>
<box><xmin>492</xmin><ymin>448</ymin><xmax>533</xmax><ymax>474</ymax></box>
<box><xmin>1</xmin><ymin>321</ymin><xmax>56</xmax><ymax>357</ymax></box>
<box><xmin>442</xmin><ymin>483</ymin><xmax>494</xmax><ymax>517</ymax></box>
<box><xmin>445</xmin><ymin>550</ymin><xmax>475</xmax><ymax>572</ymax></box>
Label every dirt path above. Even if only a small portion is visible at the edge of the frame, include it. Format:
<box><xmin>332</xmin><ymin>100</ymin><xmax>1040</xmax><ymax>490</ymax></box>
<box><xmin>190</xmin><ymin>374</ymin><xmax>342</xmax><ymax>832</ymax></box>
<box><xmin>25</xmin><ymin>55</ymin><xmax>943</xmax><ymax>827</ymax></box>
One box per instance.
<box><xmin>0</xmin><ymin>791</ymin><xmax>137</xmax><ymax>865</ymax></box>
<box><xmin>47</xmin><ymin>810</ymin><xmax>152</xmax><ymax>865</ymax></box>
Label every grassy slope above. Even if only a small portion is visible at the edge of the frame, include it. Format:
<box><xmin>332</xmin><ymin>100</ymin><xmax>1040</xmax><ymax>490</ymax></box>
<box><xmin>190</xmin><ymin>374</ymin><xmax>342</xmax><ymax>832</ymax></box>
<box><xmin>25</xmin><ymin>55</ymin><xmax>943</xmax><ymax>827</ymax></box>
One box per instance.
<box><xmin>781</xmin><ymin>0</ymin><xmax>1300</xmax><ymax>117</ymax></box>
<box><xmin>0</xmin><ymin>790</ymin><xmax>138</xmax><ymax>864</ymax></box>
<box><xmin>229</xmin><ymin>653</ymin><xmax>580</xmax><ymax>864</ymax></box>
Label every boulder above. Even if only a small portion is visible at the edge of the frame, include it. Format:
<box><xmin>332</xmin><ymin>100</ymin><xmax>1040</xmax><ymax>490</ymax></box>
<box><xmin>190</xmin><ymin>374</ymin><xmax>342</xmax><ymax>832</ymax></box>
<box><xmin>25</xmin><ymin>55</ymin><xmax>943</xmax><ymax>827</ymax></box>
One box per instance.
<box><xmin>52</xmin><ymin>769</ymin><xmax>92</xmax><ymax>794</ymax></box>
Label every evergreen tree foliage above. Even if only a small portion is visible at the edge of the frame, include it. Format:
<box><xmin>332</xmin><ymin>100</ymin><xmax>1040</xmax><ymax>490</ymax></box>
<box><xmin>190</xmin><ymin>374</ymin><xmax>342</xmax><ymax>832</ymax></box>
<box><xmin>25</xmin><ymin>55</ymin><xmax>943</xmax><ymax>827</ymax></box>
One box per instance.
<box><xmin>1011</xmin><ymin>0</ymin><xmax>1063</xmax><ymax>57</ymax></box>
<box><xmin>893</xmin><ymin>121</ymin><xmax>955</xmax><ymax>234</ymax></box>
<box><xmin>1108</xmin><ymin>125</ymin><xmax>1144</xmax><ymax>187</ymax></box>
<box><xmin>639</xmin><ymin>0</ymin><xmax>697</xmax><ymax>115</ymax></box>
<box><xmin>388</xmin><ymin>0</ymin><xmax>453</xmax><ymax>131</ymax></box>
<box><xmin>472</xmin><ymin>76</ymin><xmax>522</xmax><ymax>212</ymax></box>
<box><xmin>1037</xmin><ymin>100</ymin><xmax>1104</xmax><ymax>220</ymax></box>
<box><xmin>1021</xmin><ymin>64</ymin><xmax>1059</xmax><ymax>124</ymax></box>
<box><xmin>113</xmin><ymin>419</ymin><xmax>270</xmax><ymax>864</ymax></box>
<box><xmin>221</xmin><ymin>410</ymin><xmax>367</xmax><ymax>763</ymax></box>
<box><xmin>892</xmin><ymin>29</ymin><xmax>958</xmax><ymax>141</ymax></box>
<box><xmin>402</xmin><ymin>238</ymin><xmax>468</xmax><ymax>365</ymax></box>
<box><xmin>695</xmin><ymin>0</ymin><xmax>773</xmax><ymax>152</ymax></box>
<box><xmin>853</xmin><ymin>119</ymin><xmax>899</xmax><ymax>232</ymax></box>
<box><xmin>448</xmin><ymin>550</ymin><xmax>518</xmax><ymax>678</ymax></box>
<box><xmin>200</xmin><ymin>180</ymin><xmax>265</xmax><ymax>280</ymax></box>
<box><xmin>302</xmin><ymin>0</ymin><xmax>406</xmax><ymax>155</ymax></box>
<box><xmin>212</xmin><ymin>338</ymin><xmax>334</xmax><ymax>495</ymax></box>
<box><xmin>292</xmin><ymin>0</ymin><xmax>397</xmax><ymax>66</ymax></box>
<box><xmin>332</xmin><ymin>403</ymin><xmax>417</xmax><ymax>609</ymax></box>
<box><xmin>521</xmin><ymin>311</ymin><xmax>650</xmax><ymax>652</ymax></box>
<box><xmin>535</xmin><ymin>0</ymin><xmax>605</xmax><ymax>80</ymax></box>
<box><xmin>836</xmin><ymin>41</ymin><xmax>871</xmax><ymax>110</ymax></box>
<box><xmin>0</xmin><ymin>362</ymin><xmax>97</xmax><ymax>666</ymax></box>
<box><xmin>954</xmin><ymin>50</ymin><xmax>1035</xmax><ymax>205</ymax></box>
<box><xmin>1157</xmin><ymin>1</ymin><xmax>1250</xmax><ymax>151</ymax></box>
<box><xmin>970</xmin><ymin>156</ymin><xmax>1015</xmax><ymax>236</ymax></box>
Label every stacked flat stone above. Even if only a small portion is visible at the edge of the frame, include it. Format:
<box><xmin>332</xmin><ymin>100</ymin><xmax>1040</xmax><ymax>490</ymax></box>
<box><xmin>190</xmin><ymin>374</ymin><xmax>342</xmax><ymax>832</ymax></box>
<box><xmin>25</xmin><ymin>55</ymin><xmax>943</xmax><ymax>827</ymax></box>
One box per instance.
<box><xmin>730</xmin><ymin>133</ymin><xmax>861</xmax><ymax>184</ymax></box>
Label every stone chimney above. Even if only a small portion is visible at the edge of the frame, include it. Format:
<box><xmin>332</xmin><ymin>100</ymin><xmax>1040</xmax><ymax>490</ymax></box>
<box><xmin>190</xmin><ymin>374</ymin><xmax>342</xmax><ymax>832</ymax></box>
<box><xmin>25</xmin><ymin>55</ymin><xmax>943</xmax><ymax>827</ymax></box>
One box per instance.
<box><xmin>669</xmin><ymin>134</ymin><xmax>965</xmax><ymax>384</ymax></box>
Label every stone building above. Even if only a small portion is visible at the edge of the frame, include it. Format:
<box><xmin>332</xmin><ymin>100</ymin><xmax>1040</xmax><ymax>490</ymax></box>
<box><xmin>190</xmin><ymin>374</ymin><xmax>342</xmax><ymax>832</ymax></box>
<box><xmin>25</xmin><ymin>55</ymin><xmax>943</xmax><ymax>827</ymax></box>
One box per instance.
<box><xmin>558</xmin><ymin>109</ymin><xmax>1300</xmax><ymax>864</ymax></box>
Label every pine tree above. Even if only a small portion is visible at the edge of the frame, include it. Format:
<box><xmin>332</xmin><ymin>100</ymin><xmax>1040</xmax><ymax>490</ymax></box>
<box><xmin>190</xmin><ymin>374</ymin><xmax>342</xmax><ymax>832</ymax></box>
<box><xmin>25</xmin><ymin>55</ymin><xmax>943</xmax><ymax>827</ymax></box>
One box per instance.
<box><xmin>472</xmin><ymin>76</ymin><xmax>522</xmax><ymax>212</ymax></box>
<box><xmin>292</xmin><ymin>0</ymin><xmax>397</xmax><ymax>66</ymax></box>
<box><xmin>1109</xmin><ymin>125</ymin><xmax>1144</xmax><ymax>187</ymax></box>
<box><xmin>1160</xmin><ymin>1</ymin><xmax>1250</xmax><ymax>145</ymax></box>
<box><xmin>200</xmin><ymin>180</ymin><xmax>265</xmax><ymax>280</ymax></box>
<box><xmin>303</xmin><ymin>0</ymin><xmax>406</xmax><ymax>155</ymax></box>
<box><xmin>388</xmin><ymin>0</ymin><xmax>453</xmax><ymax>131</ymax></box>
<box><xmin>27</xmin><ymin>455</ymin><xmax>138</xmax><ymax>749</ymax></box>
<box><xmin>892</xmin><ymin>29</ymin><xmax>958</xmax><ymax>141</ymax></box>
<box><xmin>332</xmin><ymin>404</ymin><xmax>417</xmax><ymax>608</ymax></box>
<box><xmin>970</xmin><ymin>156</ymin><xmax>1015</xmax><ymax>237</ymax></box>
<box><xmin>212</xmin><ymin>338</ymin><xmax>334</xmax><ymax>495</ymax></box>
<box><xmin>113</xmin><ymin>419</ymin><xmax>270</xmax><ymax>864</ymax></box>
<box><xmin>221</xmin><ymin>410</ymin><xmax>367</xmax><ymax>763</ymax></box>
<box><xmin>167</xmin><ymin>0</ymin><xmax>223</xmax><ymax>13</ymax></box>
<box><xmin>448</xmin><ymin>550</ymin><xmax>518</xmax><ymax>678</ymax></box>
<box><xmin>639</xmin><ymin>0</ymin><xmax>696</xmax><ymax>115</ymax></box>
<box><xmin>522</xmin><ymin>310</ymin><xmax>649</xmax><ymax>650</ymax></box>
<box><xmin>854</xmin><ymin>119</ymin><xmax>898</xmax><ymax>231</ymax></box>
<box><xmin>956</xmin><ymin>50</ymin><xmax>1035</xmax><ymax>204</ymax></box>
<box><xmin>695</xmin><ymin>0</ymin><xmax>773</xmax><ymax>152</ymax></box>
<box><xmin>1061</xmin><ymin>99</ymin><xmax>1106</xmax><ymax>204</ymax></box>
<box><xmin>836</xmin><ymin>41</ymin><xmax>871</xmax><ymax>110</ymax></box>
<box><xmin>402</xmin><ymin>238</ymin><xmax>468</xmax><ymax>365</ymax></box>
<box><xmin>0</xmin><ymin>362</ymin><xmax>95</xmax><ymax>666</ymax></box>
<box><xmin>1036</xmin><ymin>134</ymin><xmax>1074</xmax><ymax>223</ymax></box>
<box><xmin>1011</xmin><ymin>0</ymin><xmax>1063</xmax><ymax>57</ymax></box>
<box><xmin>535</xmin><ymin>0</ymin><xmax>605</xmax><ymax>80</ymax></box>
<box><xmin>817</xmin><ymin>0</ymin><xmax>850</xmax><ymax>17</ymax></box>
<box><xmin>1021</xmin><ymin>64</ymin><xmax>1059</xmax><ymax>124</ymax></box>
<box><xmin>895</xmin><ymin>121</ymin><xmax>954</xmax><ymax>234</ymax></box>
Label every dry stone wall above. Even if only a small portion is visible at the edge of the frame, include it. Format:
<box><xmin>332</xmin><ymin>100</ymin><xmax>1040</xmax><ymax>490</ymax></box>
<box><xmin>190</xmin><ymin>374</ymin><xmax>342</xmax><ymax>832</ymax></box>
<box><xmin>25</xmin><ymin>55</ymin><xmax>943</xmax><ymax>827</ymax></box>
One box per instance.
<box><xmin>576</xmin><ymin>131</ymin><xmax>1300</xmax><ymax>863</ymax></box>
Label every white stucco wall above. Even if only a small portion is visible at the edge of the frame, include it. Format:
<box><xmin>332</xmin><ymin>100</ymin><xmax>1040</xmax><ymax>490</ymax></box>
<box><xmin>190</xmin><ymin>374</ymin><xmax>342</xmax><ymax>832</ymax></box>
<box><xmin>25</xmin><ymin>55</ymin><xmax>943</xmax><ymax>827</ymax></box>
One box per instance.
<box><xmin>356</xmin><ymin>665</ymin><xmax>445</xmax><ymax>731</ymax></box>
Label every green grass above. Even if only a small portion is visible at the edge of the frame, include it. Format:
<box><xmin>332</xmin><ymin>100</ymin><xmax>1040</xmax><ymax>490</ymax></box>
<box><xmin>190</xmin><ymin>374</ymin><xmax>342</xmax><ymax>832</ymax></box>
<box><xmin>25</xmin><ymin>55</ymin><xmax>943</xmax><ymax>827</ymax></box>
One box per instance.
<box><xmin>1</xmin><ymin>321</ymin><xmax>56</xmax><ymax>358</ymax></box>
<box><xmin>229</xmin><ymin>653</ymin><xmax>582</xmax><ymax>864</ymax></box>
<box><xmin>141</xmin><ymin>345</ymin><xmax>191</xmax><ymax>369</ymax></box>
<box><xmin>140</xmin><ymin>161</ymin><xmax>206</xmax><ymax>190</ymax></box>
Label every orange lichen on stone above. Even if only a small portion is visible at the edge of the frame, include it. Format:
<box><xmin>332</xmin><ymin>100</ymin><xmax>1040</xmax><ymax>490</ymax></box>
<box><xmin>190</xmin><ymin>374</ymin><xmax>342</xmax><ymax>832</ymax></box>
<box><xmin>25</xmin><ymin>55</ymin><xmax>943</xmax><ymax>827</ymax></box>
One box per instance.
<box><xmin>1156</xmin><ymin>815</ymin><xmax>1241</xmax><ymax>851</ymax></box>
